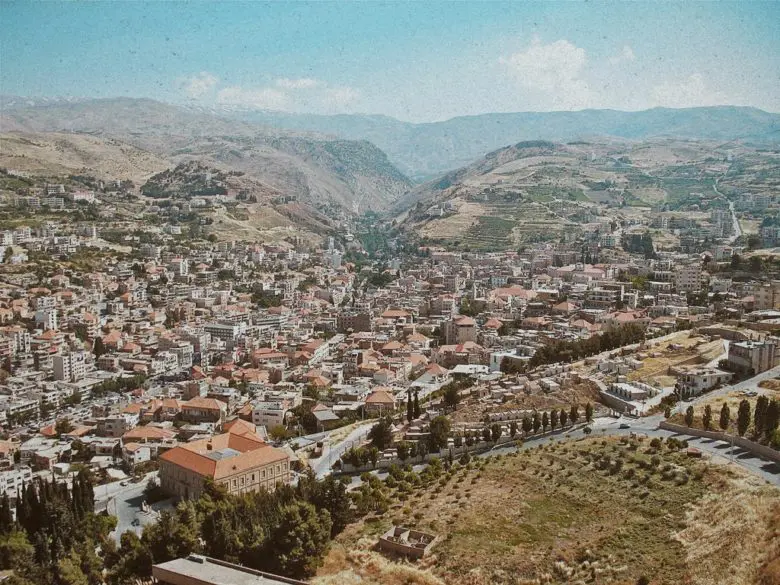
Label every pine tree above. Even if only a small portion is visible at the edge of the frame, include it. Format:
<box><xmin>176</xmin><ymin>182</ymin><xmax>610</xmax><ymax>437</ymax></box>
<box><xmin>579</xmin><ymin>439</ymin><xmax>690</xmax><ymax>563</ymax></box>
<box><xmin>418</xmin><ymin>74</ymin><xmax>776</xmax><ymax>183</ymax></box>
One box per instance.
<box><xmin>542</xmin><ymin>412</ymin><xmax>549</xmax><ymax>432</ymax></box>
<box><xmin>570</xmin><ymin>404</ymin><xmax>579</xmax><ymax>424</ymax></box>
<box><xmin>585</xmin><ymin>402</ymin><xmax>593</xmax><ymax>423</ymax></box>
<box><xmin>560</xmin><ymin>408</ymin><xmax>568</xmax><ymax>427</ymax></box>
<box><xmin>532</xmin><ymin>412</ymin><xmax>541</xmax><ymax>433</ymax></box>
<box><xmin>522</xmin><ymin>416</ymin><xmax>531</xmax><ymax>435</ymax></box>
<box><xmin>550</xmin><ymin>410</ymin><xmax>558</xmax><ymax>430</ymax></box>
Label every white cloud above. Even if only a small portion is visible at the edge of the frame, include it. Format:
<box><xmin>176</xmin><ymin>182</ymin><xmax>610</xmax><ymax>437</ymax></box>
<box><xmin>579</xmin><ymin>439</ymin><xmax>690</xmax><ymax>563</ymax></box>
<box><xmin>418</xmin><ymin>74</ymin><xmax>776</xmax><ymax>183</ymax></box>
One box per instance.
<box><xmin>180</xmin><ymin>71</ymin><xmax>219</xmax><ymax>98</ymax></box>
<box><xmin>215</xmin><ymin>81</ymin><xmax>360</xmax><ymax>114</ymax></box>
<box><xmin>651</xmin><ymin>73</ymin><xmax>725</xmax><ymax>108</ymax></box>
<box><xmin>609</xmin><ymin>45</ymin><xmax>636</xmax><ymax>65</ymax></box>
<box><xmin>216</xmin><ymin>86</ymin><xmax>290</xmax><ymax>110</ymax></box>
<box><xmin>323</xmin><ymin>86</ymin><xmax>360</xmax><ymax>109</ymax></box>
<box><xmin>500</xmin><ymin>37</ymin><xmax>591</xmax><ymax>109</ymax></box>
<box><xmin>275</xmin><ymin>77</ymin><xmax>322</xmax><ymax>90</ymax></box>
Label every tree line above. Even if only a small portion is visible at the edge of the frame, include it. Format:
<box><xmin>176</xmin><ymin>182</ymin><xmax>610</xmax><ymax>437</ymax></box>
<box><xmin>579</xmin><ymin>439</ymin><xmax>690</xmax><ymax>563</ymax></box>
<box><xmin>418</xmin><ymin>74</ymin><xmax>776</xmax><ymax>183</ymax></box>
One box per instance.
<box><xmin>0</xmin><ymin>470</ymin><xmax>115</xmax><ymax>585</ymax></box>
<box><xmin>503</xmin><ymin>324</ymin><xmax>648</xmax><ymax>372</ymax></box>
<box><xmin>105</xmin><ymin>472</ymin><xmax>352</xmax><ymax>584</ymax></box>
<box><xmin>682</xmin><ymin>397</ymin><xmax>780</xmax><ymax>447</ymax></box>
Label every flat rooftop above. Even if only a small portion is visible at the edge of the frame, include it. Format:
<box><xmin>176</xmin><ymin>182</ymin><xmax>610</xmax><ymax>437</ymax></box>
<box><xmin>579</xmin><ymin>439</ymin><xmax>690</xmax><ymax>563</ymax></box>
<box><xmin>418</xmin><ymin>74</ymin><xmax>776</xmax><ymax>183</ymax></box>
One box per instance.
<box><xmin>153</xmin><ymin>556</ymin><xmax>308</xmax><ymax>585</ymax></box>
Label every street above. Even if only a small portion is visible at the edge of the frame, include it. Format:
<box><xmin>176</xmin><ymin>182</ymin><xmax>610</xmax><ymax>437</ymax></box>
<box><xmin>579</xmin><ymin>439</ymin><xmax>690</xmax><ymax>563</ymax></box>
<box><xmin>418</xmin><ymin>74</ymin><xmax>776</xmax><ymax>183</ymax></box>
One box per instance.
<box><xmin>309</xmin><ymin>422</ymin><xmax>374</xmax><ymax>478</ymax></box>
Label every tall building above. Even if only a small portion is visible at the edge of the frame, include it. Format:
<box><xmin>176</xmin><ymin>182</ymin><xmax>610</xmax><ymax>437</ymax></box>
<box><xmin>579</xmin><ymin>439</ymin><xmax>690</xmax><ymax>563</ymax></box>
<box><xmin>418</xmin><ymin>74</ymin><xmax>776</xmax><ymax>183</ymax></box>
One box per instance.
<box><xmin>53</xmin><ymin>351</ymin><xmax>88</xmax><ymax>382</ymax></box>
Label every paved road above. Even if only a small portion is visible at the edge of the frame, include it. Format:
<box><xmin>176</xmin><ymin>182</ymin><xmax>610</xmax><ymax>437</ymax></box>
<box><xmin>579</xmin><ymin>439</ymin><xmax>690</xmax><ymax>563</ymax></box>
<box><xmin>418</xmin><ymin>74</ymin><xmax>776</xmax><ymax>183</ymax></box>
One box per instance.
<box><xmin>483</xmin><ymin>415</ymin><xmax>779</xmax><ymax>486</ymax></box>
<box><xmin>310</xmin><ymin>422</ymin><xmax>374</xmax><ymax>479</ymax></box>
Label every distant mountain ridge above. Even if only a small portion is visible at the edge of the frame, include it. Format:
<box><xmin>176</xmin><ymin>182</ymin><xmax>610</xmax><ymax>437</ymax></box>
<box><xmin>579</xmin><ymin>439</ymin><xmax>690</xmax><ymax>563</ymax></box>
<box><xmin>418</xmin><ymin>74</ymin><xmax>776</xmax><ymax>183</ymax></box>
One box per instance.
<box><xmin>0</xmin><ymin>97</ymin><xmax>412</xmax><ymax>214</ymax></box>
<box><xmin>222</xmin><ymin>105</ymin><xmax>780</xmax><ymax>179</ymax></box>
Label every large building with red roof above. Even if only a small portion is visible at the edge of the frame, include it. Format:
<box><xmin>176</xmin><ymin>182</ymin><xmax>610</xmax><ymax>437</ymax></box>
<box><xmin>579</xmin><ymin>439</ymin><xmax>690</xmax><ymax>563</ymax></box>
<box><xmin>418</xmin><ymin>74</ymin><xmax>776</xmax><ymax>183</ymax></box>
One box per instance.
<box><xmin>159</xmin><ymin>431</ymin><xmax>290</xmax><ymax>500</ymax></box>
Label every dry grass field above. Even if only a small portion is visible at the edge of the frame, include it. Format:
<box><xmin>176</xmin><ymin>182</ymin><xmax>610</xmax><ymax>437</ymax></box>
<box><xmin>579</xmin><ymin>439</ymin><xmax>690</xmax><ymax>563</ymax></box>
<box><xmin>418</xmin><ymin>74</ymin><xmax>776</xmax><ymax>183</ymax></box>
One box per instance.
<box><xmin>315</xmin><ymin>436</ymin><xmax>779</xmax><ymax>585</ymax></box>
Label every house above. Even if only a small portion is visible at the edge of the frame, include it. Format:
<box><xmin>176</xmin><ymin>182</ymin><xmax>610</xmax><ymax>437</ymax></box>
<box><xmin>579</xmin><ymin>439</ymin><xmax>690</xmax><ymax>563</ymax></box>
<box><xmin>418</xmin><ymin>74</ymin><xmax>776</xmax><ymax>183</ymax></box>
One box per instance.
<box><xmin>364</xmin><ymin>388</ymin><xmax>396</xmax><ymax>414</ymax></box>
<box><xmin>123</xmin><ymin>442</ymin><xmax>152</xmax><ymax>468</ymax></box>
<box><xmin>159</xmin><ymin>432</ymin><xmax>290</xmax><ymax>500</ymax></box>
<box><xmin>181</xmin><ymin>397</ymin><xmax>227</xmax><ymax>425</ymax></box>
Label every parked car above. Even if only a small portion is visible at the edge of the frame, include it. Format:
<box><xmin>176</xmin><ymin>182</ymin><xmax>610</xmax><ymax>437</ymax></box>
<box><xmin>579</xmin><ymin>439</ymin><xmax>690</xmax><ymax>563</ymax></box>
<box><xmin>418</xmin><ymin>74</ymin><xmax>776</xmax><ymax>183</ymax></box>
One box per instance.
<box><xmin>619</xmin><ymin>423</ymin><xmax>631</xmax><ymax>429</ymax></box>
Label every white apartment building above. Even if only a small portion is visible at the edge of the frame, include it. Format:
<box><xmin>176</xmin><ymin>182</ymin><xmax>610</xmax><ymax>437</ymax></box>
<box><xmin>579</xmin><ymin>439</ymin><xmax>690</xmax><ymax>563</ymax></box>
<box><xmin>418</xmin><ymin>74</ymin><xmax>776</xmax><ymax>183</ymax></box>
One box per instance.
<box><xmin>0</xmin><ymin>466</ymin><xmax>33</xmax><ymax>499</ymax></box>
<box><xmin>53</xmin><ymin>351</ymin><xmax>89</xmax><ymax>383</ymax></box>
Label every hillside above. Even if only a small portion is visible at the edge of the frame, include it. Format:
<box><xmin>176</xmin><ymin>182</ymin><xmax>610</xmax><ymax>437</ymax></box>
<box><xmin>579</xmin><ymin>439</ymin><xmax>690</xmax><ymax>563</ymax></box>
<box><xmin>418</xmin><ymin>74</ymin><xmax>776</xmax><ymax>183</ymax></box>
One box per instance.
<box><xmin>398</xmin><ymin>138</ymin><xmax>776</xmax><ymax>251</ymax></box>
<box><xmin>225</xmin><ymin>106</ymin><xmax>780</xmax><ymax>179</ymax></box>
<box><xmin>0</xmin><ymin>97</ymin><xmax>412</xmax><ymax>214</ymax></box>
<box><xmin>315</xmin><ymin>437</ymin><xmax>780</xmax><ymax>585</ymax></box>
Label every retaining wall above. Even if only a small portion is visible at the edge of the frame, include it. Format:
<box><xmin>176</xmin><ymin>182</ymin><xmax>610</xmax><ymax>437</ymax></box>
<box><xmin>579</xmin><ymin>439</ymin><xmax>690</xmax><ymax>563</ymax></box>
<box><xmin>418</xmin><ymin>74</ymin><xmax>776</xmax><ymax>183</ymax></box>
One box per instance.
<box><xmin>659</xmin><ymin>421</ymin><xmax>780</xmax><ymax>464</ymax></box>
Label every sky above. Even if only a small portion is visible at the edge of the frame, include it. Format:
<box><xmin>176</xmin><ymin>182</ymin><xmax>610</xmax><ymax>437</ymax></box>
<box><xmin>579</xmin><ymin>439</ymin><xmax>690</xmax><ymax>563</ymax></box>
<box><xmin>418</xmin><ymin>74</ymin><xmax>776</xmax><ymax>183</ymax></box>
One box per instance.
<box><xmin>2</xmin><ymin>1</ymin><xmax>779</xmax><ymax>122</ymax></box>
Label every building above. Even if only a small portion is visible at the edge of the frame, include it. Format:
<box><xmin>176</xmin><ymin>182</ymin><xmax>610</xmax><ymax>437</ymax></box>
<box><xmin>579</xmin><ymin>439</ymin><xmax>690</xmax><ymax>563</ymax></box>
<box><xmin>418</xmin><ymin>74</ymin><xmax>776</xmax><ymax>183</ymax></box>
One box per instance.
<box><xmin>443</xmin><ymin>316</ymin><xmax>477</xmax><ymax>345</ymax></box>
<box><xmin>674</xmin><ymin>264</ymin><xmax>703</xmax><ymax>293</ymax></box>
<box><xmin>53</xmin><ymin>351</ymin><xmax>89</xmax><ymax>383</ymax></box>
<box><xmin>153</xmin><ymin>555</ymin><xmax>307</xmax><ymax>585</ymax></box>
<box><xmin>727</xmin><ymin>339</ymin><xmax>780</xmax><ymax>374</ymax></box>
<box><xmin>364</xmin><ymin>388</ymin><xmax>396</xmax><ymax>415</ymax></box>
<box><xmin>159</xmin><ymin>432</ymin><xmax>290</xmax><ymax>500</ymax></box>
<box><xmin>676</xmin><ymin>367</ymin><xmax>734</xmax><ymax>398</ymax></box>
<box><xmin>0</xmin><ymin>466</ymin><xmax>33</xmax><ymax>499</ymax></box>
<box><xmin>181</xmin><ymin>397</ymin><xmax>227</xmax><ymax>425</ymax></box>
<box><xmin>336</xmin><ymin>312</ymin><xmax>371</xmax><ymax>333</ymax></box>
<box><xmin>378</xmin><ymin>526</ymin><xmax>438</xmax><ymax>559</ymax></box>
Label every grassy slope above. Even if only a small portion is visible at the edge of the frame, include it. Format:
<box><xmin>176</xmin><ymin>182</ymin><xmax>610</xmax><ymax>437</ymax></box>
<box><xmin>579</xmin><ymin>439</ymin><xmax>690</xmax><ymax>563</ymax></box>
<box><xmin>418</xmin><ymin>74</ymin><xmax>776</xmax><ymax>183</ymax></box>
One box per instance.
<box><xmin>315</xmin><ymin>436</ymin><xmax>779</xmax><ymax>585</ymax></box>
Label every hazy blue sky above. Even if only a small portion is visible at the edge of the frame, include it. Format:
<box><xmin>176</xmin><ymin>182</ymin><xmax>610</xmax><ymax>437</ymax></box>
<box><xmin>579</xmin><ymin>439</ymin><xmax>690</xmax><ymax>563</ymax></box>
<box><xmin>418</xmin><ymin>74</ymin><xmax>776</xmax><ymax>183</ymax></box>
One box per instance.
<box><xmin>2</xmin><ymin>1</ymin><xmax>779</xmax><ymax>121</ymax></box>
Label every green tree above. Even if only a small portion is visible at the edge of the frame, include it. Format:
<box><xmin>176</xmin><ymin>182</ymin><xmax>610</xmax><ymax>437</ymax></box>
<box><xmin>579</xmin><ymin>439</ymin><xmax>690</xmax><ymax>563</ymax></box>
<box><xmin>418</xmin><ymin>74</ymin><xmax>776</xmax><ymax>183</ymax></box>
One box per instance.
<box><xmin>569</xmin><ymin>404</ymin><xmax>579</xmax><ymax>425</ymax></box>
<box><xmin>532</xmin><ymin>412</ymin><xmax>541</xmax><ymax>433</ymax></box>
<box><xmin>443</xmin><ymin>384</ymin><xmax>460</xmax><ymax>411</ymax></box>
<box><xmin>550</xmin><ymin>409</ymin><xmax>558</xmax><ymax>430</ymax></box>
<box><xmin>368</xmin><ymin>417</ymin><xmax>393</xmax><ymax>451</ymax></box>
<box><xmin>754</xmin><ymin>395</ymin><xmax>769</xmax><ymax>437</ymax></box>
<box><xmin>490</xmin><ymin>423</ymin><xmax>501</xmax><ymax>443</ymax></box>
<box><xmin>428</xmin><ymin>416</ymin><xmax>451</xmax><ymax>451</ymax></box>
<box><xmin>55</xmin><ymin>417</ymin><xmax>74</xmax><ymax>437</ymax></box>
<box><xmin>542</xmin><ymin>412</ymin><xmax>549</xmax><ymax>432</ymax></box>
<box><xmin>585</xmin><ymin>402</ymin><xmax>593</xmax><ymax>423</ymax></box>
<box><xmin>560</xmin><ymin>408</ymin><xmax>568</xmax><ymax>427</ymax></box>
<box><xmin>522</xmin><ymin>416</ymin><xmax>532</xmax><ymax>435</ymax></box>
<box><xmin>684</xmin><ymin>405</ymin><xmax>694</xmax><ymax>428</ymax></box>
<box><xmin>719</xmin><ymin>402</ymin><xmax>731</xmax><ymax>431</ymax></box>
<box><xmin>702</xmin><ymin>404</ymin><xmax>713</xmax><ymax>431</ymax></box>
<box><xmin>368</xmin><ymin>446</ymin><xmax>379</xmax><ymax>468</ymax></box>
<box><xmin>766</xmin><ymin>399</ymin><xmax>780</xmax><ymax>438</ymax></box>
<box><xmin>509</xmin><ymin>421</ymin><xmax>518</xmax><ymax>438</ymax></box>
<box><xmin>396</xmin><ymin>441</ymin><xmax>410</xmax><ymax>462</ymax></box>
<box><xmin>413</xmin><ymin>391</ymin><xmax>421</xmax><ymax>419</ymax></box>
<box><xmin>93</xmin><ymin>337</ymin><xmax>106</xmax><ymax>358</ymax></box>
<box><xmin>737</xmin><ymin>399</ymin><xmax>751</xmax><ymax>436</ymax></box>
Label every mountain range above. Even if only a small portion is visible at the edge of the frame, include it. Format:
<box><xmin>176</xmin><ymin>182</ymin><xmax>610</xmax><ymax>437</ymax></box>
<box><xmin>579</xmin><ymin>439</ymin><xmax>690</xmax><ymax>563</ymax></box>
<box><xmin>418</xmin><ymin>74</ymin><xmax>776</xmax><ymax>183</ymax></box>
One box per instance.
<box><xmin>1</xmin><ymin>96</ymin><xmax>779</xmax><ymax>226</ymax></box>
<box><xmin>222</xmin><ymin>105</ymin><xmax>780</xmax><ymax>179</ymax></box>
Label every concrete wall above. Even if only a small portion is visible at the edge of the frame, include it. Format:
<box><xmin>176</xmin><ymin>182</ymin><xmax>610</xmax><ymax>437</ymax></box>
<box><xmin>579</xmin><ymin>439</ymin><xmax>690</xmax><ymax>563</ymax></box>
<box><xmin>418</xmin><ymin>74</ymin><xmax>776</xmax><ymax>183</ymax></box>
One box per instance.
<box><xmin>659</xmin><ymin>421</ymin><xmax>780</xmax><ymax>464</ymax></box>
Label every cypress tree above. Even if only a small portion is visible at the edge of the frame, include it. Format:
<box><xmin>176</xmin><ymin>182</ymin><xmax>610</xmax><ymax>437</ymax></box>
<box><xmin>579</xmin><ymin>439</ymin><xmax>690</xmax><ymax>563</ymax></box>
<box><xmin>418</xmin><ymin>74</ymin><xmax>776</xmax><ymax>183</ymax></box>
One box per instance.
<box><xmin>0</xmin><ymin>493</ymin><xmax>12</xmax><ymax>534</ymax></box>
<box><xmin>413</xmin><ymin>391</ymin><xmax>421</xmax><ymax>419</ymax></box>
<box><xmin>754</xmin><ymin>395</ymin><xmax>769</xmax><ymax>437</ymax></box>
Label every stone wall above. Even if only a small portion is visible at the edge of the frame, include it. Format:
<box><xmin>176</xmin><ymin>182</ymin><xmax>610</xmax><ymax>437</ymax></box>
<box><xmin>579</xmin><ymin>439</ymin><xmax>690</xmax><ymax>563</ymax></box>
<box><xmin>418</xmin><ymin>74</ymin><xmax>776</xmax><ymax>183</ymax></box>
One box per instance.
<box><xmin>659</xmin><ymin>421</ymin><xmax>780</xmax><ymax>463</ymax></box>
